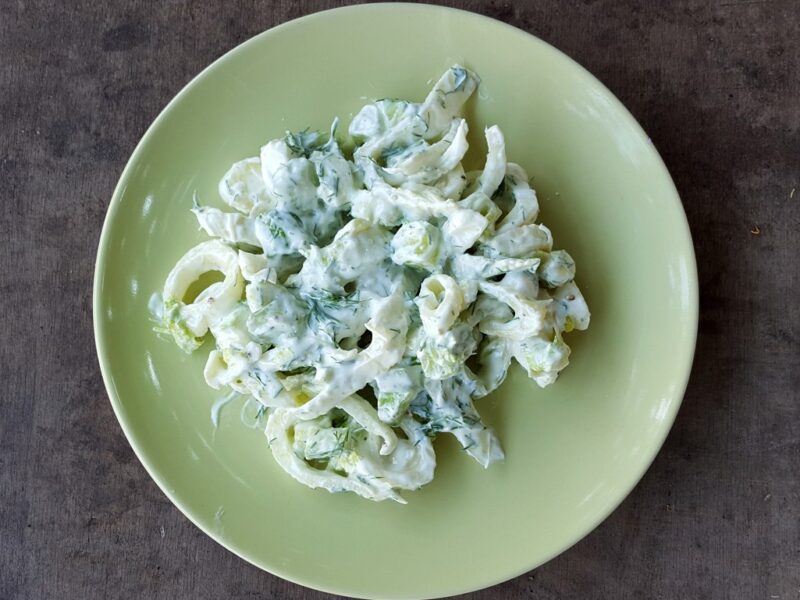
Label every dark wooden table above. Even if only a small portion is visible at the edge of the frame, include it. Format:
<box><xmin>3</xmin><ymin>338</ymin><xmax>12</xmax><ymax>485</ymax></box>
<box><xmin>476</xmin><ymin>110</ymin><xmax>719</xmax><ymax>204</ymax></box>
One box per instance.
<box><xmin>2</xmin><ymin>1</ymin><xmax>798</xmax><ymax>598</ymax></box>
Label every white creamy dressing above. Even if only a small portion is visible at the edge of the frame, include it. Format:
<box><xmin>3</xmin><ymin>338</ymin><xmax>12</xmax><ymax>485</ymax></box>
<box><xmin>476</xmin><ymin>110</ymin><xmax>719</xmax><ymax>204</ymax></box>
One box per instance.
<box><xmin>156</xmin><ymin>66</ymin><xmax>590</xmax><ymax>502</ymax></box>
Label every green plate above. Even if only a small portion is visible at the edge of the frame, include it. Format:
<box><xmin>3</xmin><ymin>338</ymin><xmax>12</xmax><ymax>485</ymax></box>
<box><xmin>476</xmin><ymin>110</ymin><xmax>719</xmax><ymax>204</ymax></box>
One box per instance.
<box><xmin>94</xmin><ymin>4</ymin><xmax>698</xmax><ymax>598</ymax></box>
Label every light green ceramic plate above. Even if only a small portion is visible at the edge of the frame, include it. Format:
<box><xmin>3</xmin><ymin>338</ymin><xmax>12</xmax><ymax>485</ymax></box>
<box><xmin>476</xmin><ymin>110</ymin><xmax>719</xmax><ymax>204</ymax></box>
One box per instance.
<box><xmin>94</xmin><ymin>4</ymin><xmax>697</xmax><ymax>598</ymax></box>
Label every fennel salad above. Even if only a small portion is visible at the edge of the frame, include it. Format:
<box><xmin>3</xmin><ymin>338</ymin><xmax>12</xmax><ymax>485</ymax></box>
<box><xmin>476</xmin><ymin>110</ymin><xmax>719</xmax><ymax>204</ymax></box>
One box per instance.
<box><xmin>154</xmin><ymin>66</ymin><xmax>590</xmax><ymax>503</ymax></box>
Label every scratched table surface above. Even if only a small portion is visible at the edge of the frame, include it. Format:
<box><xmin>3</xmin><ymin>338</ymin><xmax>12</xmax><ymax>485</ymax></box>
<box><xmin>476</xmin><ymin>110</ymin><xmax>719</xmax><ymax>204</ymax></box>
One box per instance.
<box><xmin>2</xmin><ymin>1</ymin><xmax>798</xmax><ymax>598</ymax></box>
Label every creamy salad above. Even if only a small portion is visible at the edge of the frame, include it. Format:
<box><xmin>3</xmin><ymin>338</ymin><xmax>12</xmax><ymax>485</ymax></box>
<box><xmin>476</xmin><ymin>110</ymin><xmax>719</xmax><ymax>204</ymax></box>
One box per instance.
<box><xmin>155</xmin><ymin>66</ymin><xmax>590</xmax><ymax>503</ymax></box>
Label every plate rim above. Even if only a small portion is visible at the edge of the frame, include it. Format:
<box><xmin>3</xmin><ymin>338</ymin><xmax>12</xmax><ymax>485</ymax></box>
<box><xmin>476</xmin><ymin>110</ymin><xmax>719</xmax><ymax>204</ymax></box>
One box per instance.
<box><xmin>93</xmin><ymin>3</ymin><xmax>699</xmax><ymax>598</ymax></box>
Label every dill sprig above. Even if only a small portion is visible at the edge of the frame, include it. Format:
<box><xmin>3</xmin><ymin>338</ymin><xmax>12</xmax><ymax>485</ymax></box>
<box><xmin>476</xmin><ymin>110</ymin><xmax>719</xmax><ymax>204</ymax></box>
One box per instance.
<box><xmin>303</xmin><ymin>290</ymin><xmax>361</xmax><ymax>327</ymax></box>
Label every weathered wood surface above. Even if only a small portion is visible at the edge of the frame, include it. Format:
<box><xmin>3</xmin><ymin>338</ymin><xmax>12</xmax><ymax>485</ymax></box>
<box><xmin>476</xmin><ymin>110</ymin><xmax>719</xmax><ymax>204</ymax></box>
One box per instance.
<box><xmin>1</xmin><ymin>1</ymin><xmax>798</xmax><ymax>598</ymax></box>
